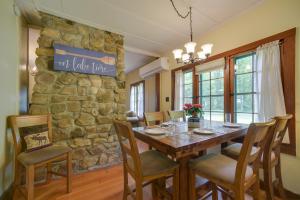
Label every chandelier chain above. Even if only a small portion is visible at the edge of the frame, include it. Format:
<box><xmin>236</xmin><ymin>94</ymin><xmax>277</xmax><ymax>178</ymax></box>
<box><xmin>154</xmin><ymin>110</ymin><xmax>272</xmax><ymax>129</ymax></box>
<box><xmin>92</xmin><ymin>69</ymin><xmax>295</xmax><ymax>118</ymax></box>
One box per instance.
<box><xmin>189</xmin><ymin>6</ymin><xmax>193</xmax><ymax>42</ymax></box>
<box><xmin>169</xmin><ymin>0</ymin><xmax>190</xmax><ymax>19</ymax></box>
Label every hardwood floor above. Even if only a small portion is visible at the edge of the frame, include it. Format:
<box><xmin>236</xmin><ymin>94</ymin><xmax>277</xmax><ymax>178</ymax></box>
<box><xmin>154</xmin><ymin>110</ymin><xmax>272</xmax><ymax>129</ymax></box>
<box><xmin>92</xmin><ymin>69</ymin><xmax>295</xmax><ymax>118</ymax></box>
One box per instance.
<box><xmin>13</xmin><ymin>140</ymin><xmax>275</xmax><ymax>200</ymax></box>
<box><xmin>14</xmin><ymin>164</ymin><xmax>153</xmax><ymax>200</ymax></box>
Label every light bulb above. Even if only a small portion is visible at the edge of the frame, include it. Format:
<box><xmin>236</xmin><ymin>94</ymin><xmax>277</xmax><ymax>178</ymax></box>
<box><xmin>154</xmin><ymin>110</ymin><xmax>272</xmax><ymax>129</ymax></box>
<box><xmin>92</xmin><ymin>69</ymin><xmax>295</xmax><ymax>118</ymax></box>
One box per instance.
<box><xmin>197</xmin><ymin>51</ymin><xmax>206</xmax><ymax>60</ymax></box>
<box><xmin>201</xmin><ymin>43</ymin><xmax>213</xmax><ymax>55</ymax></box>
<box><xmin>182</xmin><ymin>53</ymin><xmax>189</xmax><ymax>62</ymax></box>
<box><xmin>172</xmin><ymin>49</ymin><xmax>183</xmax><ymax>59</ymax></box>
<box><xmin>184</xmin><ymin>42</ymin><xmax>197</xmax><ymax>54</ymax></box>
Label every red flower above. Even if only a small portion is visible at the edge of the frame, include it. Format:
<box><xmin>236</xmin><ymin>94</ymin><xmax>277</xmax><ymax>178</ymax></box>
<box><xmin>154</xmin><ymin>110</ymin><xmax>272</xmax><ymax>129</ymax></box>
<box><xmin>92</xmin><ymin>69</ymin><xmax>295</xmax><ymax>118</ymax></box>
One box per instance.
<box><xmin>194</xmin><ymin>104</ymin><xmax>202</xmax><ymax>108</ymax></box>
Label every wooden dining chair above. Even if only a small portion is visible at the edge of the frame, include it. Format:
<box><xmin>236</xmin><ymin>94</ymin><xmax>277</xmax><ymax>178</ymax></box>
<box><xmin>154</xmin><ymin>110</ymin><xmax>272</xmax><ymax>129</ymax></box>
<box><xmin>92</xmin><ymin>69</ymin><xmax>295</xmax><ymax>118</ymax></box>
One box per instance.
<box><xmin>113</xmin><ymin>120</ymin><xmax>179</xmax><ymax>200</ymax></box>
<box><xmin>167</xmin><ymin>110</ymin><xmax>186</xmax><ymax>122</ymax></box>
<box><xmin>189</xmin><ymin>120</ymin><xmax>276</xmax><ymax>200</ymax></box>
<box><xmin>10</xmin><ymin>114</ymin><xmax>72</xmax><ymax>200</ymax></box>
<box><xmin>144</xmin><ymin>111</ymin><xmax>165</xmax><ymax>126</ymax></box>
<box><xmin>222</xmin><ymin>114</ymin><xmax>293</xmax><ymax>200</ymax></box>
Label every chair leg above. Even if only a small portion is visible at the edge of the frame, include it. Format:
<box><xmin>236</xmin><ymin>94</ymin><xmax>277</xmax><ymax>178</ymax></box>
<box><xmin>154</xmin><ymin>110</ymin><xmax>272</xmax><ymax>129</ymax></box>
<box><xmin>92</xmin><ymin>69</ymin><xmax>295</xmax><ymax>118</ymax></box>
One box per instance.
<box><xmin>46</xmin><ymin>163</ymin><xmax>52</xmax><ymax>183</ymax></box>
<box><xmin>188</xmin><ymin>169</ymin><xmax>196</xmax><ymax>200</ymax></box>
<box><xmin>173</xmin><ymin>169</ymin><xmax>179</xmax><ymax>200</ymax></box>
<box><xmin>275</xmin><ymin>159</ymin><xmax>287</xmax><ymax>200</ymax></box>
<box><xmin>151</xmin><ymin>180</ymin><xmax>158</xmax><ymax>200</ymax></box>
<box><xmin>234</xmin><ymin>188</ymin><xmax>245</xmax><ymax>200</ymax></box>
<box><xmin>136</xmin><ymin>181</ymin><xmax>143</xmax><ymax>200</ymax></box>
<box><xmin>26</xmin><ymin>165</ymin><xmax>34</xmax><ymax>200</ymax></box>
<box><xmin>252</xmin><ymin>178</ymin><xmax>261</xmax><ymax>200</ymax></box>
<box><xmin>263</xmin><ymin>164</ymin><xmax>274</xmax><ymax>200</ymax></box>
<box><xmin>13</xmin><ymin>161</ymin><xmax>22</xmax><ymax>195</ymax></box>
<box><xmin>212</xmin><ymin>183</ymin><xmax>218</xmax><ymax>200</ymax></box>
<box><xmin>67</xmin><ymin>152</ymin><xmax>72</xmax><ymax>193</ymax></box>
<box><xmin>123</xmin><ymin>173</ymin><xmax>128</xmax><ymax>200</ymax></box>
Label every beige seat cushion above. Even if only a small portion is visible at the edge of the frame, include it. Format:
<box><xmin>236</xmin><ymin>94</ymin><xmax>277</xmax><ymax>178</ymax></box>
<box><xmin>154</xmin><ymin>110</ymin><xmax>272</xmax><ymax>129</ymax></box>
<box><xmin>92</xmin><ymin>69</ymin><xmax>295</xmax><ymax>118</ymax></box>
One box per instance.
<box><xmin>18</xmin><ymin>145</ymin><xmax>72</xmax><ymax>166</ymax></box>
<box><xmin>189</xmin><ymin>154</ymin><xmax>253</xmax><ymax>184</ymax></box>
<box><xmin>128</xmin><ymin>150</ymin><xmax>178</xmax><ymax>177</ymax></box>
<box><xmin>222</xmin><ymin>143</ymin><xmax>275</xmax><ymax>163</ymax></box>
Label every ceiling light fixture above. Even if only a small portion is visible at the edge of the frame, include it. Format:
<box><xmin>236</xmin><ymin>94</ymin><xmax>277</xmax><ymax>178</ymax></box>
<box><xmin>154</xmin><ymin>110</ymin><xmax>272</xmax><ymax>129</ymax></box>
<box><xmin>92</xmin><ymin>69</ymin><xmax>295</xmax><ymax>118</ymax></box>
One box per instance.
<box><xmin>170</xmin><ymin>0</ymin><xmax>213</xmax><ymax>64</ymax></box>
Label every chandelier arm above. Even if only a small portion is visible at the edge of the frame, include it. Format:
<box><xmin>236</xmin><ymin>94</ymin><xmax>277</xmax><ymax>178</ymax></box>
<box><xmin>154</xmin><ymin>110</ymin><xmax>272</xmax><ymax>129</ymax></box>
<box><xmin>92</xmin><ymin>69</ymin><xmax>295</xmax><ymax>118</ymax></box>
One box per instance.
<box><xmin>169</xmin><ymin>0</ymin><xmax>190</xmax><ymax>19</ymax></box>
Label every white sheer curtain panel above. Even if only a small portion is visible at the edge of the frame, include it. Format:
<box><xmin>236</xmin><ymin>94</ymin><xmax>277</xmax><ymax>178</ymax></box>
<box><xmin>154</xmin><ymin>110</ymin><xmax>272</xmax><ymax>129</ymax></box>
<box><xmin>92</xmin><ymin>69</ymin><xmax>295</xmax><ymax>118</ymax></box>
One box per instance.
<box><xmin>137</xmin><ymin>83</ymin><xmax>144</xmax><ymax>118</ymax></box>
<box><xmin>174</xmin><ymin>70</ymin><xmax>183</xmax><ymax>110</ymax></box>
<box><xmin>130</xmin><ymin>86</ymin><xmax>135</xmax><ymax>112</ymax></box>
<box><xmin>255</xmin><ymin>40</ymin><xmax>289</xmax><ymax>143</ymax></box>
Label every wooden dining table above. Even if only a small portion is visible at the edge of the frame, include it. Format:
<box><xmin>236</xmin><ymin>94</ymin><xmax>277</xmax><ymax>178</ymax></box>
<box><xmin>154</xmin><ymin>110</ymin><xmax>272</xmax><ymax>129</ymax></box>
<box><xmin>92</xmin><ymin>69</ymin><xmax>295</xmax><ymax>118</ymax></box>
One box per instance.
<box><xmin>132</xmin><ymin>120</ymin><xmax>248</xmax><ymax>200</ymax></box>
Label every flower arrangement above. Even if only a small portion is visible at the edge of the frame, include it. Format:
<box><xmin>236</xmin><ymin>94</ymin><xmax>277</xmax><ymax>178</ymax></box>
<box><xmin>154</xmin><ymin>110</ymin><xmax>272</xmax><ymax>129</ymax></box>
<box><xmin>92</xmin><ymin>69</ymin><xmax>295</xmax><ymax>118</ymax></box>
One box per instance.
<box><xmin>183</xmin><ymin>103</ymin><xmax>204</xmax><ymax>118</ymax></box>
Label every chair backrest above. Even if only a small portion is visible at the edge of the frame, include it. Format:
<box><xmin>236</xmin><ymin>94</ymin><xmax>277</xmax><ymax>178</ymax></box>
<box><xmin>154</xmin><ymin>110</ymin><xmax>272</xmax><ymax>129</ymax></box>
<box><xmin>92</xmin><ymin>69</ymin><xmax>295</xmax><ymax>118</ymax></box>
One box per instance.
<box><xmin>144</xmin><ymin>111</ymin><xmax>165</xmax><ymax>126</ymax></box>
<box><xmin>235</xmin><ymin>120</ymin><xmax>276</xmax><ymax>184</ymax></box>
<box><xmin>9</xmin><ymin>114</ymin><xmax>52</xmax><ymax>156</ymax></box>
<box><xmin>271</xmin><ymin>114</ymin><xmax>293</xmax><ymax>150</ymax></box>
<box><xmin>168</xmin><ymin>110</ymin><xmax>186</xmax><ymax>122</ymax></box>
<box><xmin>113</xmin><ymin>120</ymin><xmax>143</xmax><ymax>179</ymax></box>
<box><xmin>263</xmin><ymin>114</ymin><xmax>293</xmax><ymax>164</ymax></box>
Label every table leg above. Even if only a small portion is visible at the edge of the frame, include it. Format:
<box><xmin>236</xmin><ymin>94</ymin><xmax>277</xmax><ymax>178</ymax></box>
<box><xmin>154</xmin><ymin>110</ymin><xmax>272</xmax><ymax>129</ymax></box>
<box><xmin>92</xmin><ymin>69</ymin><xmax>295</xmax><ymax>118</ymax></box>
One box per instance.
<box><xmin>178</xmin><ymin>155</ymin><xmax>193</xmax><ymax>200</ymax></box>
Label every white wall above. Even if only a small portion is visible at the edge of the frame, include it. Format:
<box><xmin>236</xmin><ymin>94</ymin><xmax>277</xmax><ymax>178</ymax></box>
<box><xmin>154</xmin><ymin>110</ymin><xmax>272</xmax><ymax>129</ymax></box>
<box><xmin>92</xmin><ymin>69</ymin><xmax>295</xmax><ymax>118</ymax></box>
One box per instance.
<box><xmin>0</xmin><ymin>0</ymin><xmax>23</xmax><ymax>196</ymax></box>
<box><xmin>160</xmin><ymin>0</ymin><xmax>300</xmax><ymax>193</ymax></box>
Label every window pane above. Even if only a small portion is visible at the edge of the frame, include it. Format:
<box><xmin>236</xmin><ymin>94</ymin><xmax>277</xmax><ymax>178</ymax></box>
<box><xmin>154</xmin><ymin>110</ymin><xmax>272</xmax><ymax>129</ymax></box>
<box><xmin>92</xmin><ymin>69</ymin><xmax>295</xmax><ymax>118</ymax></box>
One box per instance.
<box><xmin>235</xmin><ymin>55</ymin><xmax>253</xmax><ymax>74</ymax></box>
<box><xmin>211</xmin><ymin>112</ymin><xmax>224</xmax><ymax>122</ymax></box>
<box><xmin>211</xmin><ymin>69</ymin><xmax>224</xmax><ymax>79</ymax></box>
<box><xmin>184</xmin><ymin>71</ymin><xmax>193</xmax><ymax>84</ymax></box>
<box><xmin>200</xmin><ymin>81</ymin><xmax>210</xmax><ymax>96</ymax></box>
<box><xmin>184</xmin><ymin>98</ymin><xmax>193</xmax><ymax>104</ymax></box>
<box><xmin>211</xmin><ymin>79</ymin><xmax>224</xmax><ymax>95</ymax></box>
<box><xmin>236</xmin><ymin>73</ymin><xmax>252</xmax><ymax>93</ymax></box>
<box><xmin>200</xmin><ymin>72</ymin><xmax>210</xmax><ymax>81</ymax></box>
<box><xmin>236</xmin><ymin>113</ymin><xmax>252</xmax><ymax>124</ymax></box>
<box><xmin>211</xmin><ymin>96</ymin><xmax>224</xmax><ymax>112</ymax></box>
<box><xmin>203</xmin><ymin>111</ymin><xmax>210</xmax><ymax>120</ymax></box>
<box><xmin>200</xmin><ymin>97</ymin><xmax>210</xmax><ymax>111</ymax></box>
<box><xmin>235</xmin><ymin>94</ymin><xmax>252</xmax><ymax>113</ymax></box>
<box><xmin>184</xmin><ymin>84</ymin><xmax>193</xmax><ymax>97</ymax></box>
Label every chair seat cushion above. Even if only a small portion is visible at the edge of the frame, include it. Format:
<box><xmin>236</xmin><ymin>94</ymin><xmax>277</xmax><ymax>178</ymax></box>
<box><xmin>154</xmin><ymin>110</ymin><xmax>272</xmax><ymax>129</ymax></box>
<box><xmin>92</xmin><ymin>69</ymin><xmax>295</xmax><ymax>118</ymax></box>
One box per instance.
<box><xmin>128</xmin><ymin>150</ymin><xmax>178</xmax><ymax>177</ymax></box>
<box><xmin>189</xmin><ymin>154</ymin><xmax>253</xmax><ymax>184</ymax></box>
<box><xmin>222</xmin><ymin>143</ymin><xmax>276</xmax><ymax>163</ymax></box>
<box><xmin>18</xmin><ymin>145</ymin><xmax>72</xmax><ymax>166</ymax></box>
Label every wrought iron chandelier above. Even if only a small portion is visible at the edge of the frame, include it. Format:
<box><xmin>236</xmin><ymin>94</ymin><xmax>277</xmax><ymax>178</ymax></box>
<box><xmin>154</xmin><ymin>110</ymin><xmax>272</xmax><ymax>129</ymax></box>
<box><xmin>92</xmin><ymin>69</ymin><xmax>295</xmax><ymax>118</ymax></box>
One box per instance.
<box><xmin>170</xmin><ymin>0</ymin><xmax>213</xmax><ymax>64</ymax></box>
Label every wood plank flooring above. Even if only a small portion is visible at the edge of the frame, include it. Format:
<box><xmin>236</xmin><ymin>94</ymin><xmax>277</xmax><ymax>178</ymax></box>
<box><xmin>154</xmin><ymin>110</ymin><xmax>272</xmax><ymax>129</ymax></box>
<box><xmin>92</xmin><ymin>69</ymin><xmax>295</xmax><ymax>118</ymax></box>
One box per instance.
<box><xmin>13</xmin><ymin>140</ymin><xmax>275</xmax><ymax>200</ymax></box>
<box><xmin>14</xmin><ymin>164</ymin><xmax>153</xmax><ymax>200</ymax></box>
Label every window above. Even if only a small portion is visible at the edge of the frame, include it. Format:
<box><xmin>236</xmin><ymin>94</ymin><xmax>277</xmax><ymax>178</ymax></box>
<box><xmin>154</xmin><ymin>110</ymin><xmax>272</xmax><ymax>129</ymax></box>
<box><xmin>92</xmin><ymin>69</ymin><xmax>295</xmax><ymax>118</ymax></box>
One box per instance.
<box><xmin>171</xmin><ymin>29</ymin><xmax>296</xmax><ymax>155</ymax></box>
<box><xmin>183</xmin><ymin>70</ymin><xmax>193</xmax><ymax>104</ymax></box>
<box><xmin>130</xmin><ymin>81</ymin><xmax>144</xmax><ymax>118</ymax></box>
<box><xmin>198</xmin><ymin>68</ymin><xmax>224</xmax><ymax>121</ymax></box>
<box><xmin>233</xmin><ymin>53</ymin><xmax>258</xmax><ymax>124</ymax></box>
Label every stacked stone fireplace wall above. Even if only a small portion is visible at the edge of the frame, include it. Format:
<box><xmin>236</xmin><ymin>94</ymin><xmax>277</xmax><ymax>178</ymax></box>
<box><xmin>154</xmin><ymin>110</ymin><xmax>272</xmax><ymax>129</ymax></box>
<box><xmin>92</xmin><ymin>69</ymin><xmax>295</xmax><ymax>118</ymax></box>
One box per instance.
<box><xmin>30</xmin><ymin>13</ymin><xmax>126</xmax><ymax>172</ymax></box>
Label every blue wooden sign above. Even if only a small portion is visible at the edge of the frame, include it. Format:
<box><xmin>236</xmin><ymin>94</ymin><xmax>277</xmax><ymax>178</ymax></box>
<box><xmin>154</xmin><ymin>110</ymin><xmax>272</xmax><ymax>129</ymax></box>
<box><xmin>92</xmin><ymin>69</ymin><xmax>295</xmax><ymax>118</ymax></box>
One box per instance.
<box><xmin>53</xmin><ymin>43</ymin><xmax>116</xmax><ymax>77</ymax></box>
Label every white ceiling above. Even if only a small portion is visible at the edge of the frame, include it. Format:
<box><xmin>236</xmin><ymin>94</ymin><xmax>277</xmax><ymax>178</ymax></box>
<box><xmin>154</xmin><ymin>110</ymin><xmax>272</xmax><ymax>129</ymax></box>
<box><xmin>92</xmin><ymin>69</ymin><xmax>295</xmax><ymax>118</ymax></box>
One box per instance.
<box><xmin>17</xmin><ymin>0</ymin><xmax>263</xmax><ymax>72</ymax></box>
<box><xmin>125</xmin><ymin>51</ymin><xmax>157</xmax><ymax>73</ymax></box>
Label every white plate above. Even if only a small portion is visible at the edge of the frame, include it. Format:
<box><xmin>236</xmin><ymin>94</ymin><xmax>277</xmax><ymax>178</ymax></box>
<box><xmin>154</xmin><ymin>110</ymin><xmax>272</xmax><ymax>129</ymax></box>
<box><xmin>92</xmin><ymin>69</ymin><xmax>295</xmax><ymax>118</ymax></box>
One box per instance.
<box><xmin>223</xmin><ymin>123</ymin><xmax>241</xmax><ymax>128</ymax></box>
<box><xmin>144</xmin><ymin>128</ymin><xmax>166</xmax><ymax>136</ymax></box>
<box><xmin>193</xmin><ymin>128</ymin><xmax>214</xmax><ymax>135</ymax></box>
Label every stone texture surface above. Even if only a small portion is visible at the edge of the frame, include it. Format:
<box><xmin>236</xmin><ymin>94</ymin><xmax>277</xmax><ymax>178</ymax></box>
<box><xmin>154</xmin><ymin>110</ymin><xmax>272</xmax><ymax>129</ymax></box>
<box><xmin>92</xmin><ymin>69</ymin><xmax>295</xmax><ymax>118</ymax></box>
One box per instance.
<box><xmin>29</xmin><ymin>13</ymin><xmax>125</xmax><ymax>173</ymax></box>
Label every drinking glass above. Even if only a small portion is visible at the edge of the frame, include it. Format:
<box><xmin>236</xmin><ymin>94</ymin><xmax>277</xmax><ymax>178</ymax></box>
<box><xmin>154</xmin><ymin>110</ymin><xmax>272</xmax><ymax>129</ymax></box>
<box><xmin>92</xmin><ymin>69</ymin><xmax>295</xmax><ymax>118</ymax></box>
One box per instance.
<box><xmin>225</xmin><ymin>113</ymin><xmax>231</xmax><ymax>123</ymax></box>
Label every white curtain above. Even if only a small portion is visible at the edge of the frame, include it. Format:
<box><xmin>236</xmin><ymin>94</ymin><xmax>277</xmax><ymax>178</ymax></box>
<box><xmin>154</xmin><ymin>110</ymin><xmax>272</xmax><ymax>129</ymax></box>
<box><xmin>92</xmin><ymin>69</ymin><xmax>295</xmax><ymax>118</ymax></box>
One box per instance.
<box><xmin>137</xmin><ymin>83</ymin><xmax>144</xmax><ymax>118</ymax></box>
<box><xmin>174</xmin><ymin>70</ymin><xmax>183</xmax><ymax>110</ymax></box>
<box><xmin>255</xmin><ymin>40</ymin><xmax>289</xmax><ymax>143</ymax></box>
<box><xmin>130</xmin><ymin>86</ymin><xmax>136</xmax><ymax>113</ymax></box>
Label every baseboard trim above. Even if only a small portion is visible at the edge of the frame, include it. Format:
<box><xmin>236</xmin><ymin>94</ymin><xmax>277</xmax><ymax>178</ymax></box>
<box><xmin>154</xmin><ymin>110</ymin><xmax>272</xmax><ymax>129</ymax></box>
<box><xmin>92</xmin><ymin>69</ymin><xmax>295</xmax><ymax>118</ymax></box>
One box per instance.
<box><xmin>259</xmin><ymin>180</ymin><xmax>300</xmax><ymax>200</ymax></box>
<box><xmin>285</xmin><ymin>189</ymin><xmax>300</xmax><ymax>200</ymax></box>
<box><xmin>0</xmin><ymin>185</ymin><xmax>13</xmax><ymax>200</ymax></box>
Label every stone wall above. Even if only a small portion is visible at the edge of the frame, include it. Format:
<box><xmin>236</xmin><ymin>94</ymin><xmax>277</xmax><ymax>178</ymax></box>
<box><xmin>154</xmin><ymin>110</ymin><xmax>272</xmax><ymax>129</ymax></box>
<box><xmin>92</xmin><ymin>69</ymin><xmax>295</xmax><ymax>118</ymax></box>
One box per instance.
<box><xmin>30</xmin><ymin>13</ymin><xmax>126</xmax><ymax>172</ymax></box>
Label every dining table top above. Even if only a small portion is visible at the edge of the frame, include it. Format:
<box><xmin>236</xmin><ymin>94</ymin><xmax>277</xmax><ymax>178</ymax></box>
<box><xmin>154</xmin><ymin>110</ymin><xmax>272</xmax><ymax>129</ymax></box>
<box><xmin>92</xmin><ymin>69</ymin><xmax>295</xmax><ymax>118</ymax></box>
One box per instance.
<box><xmin>132</xmin><ymin>120</ymin><xmax>249</xmax><ymax>159</ymax></box>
